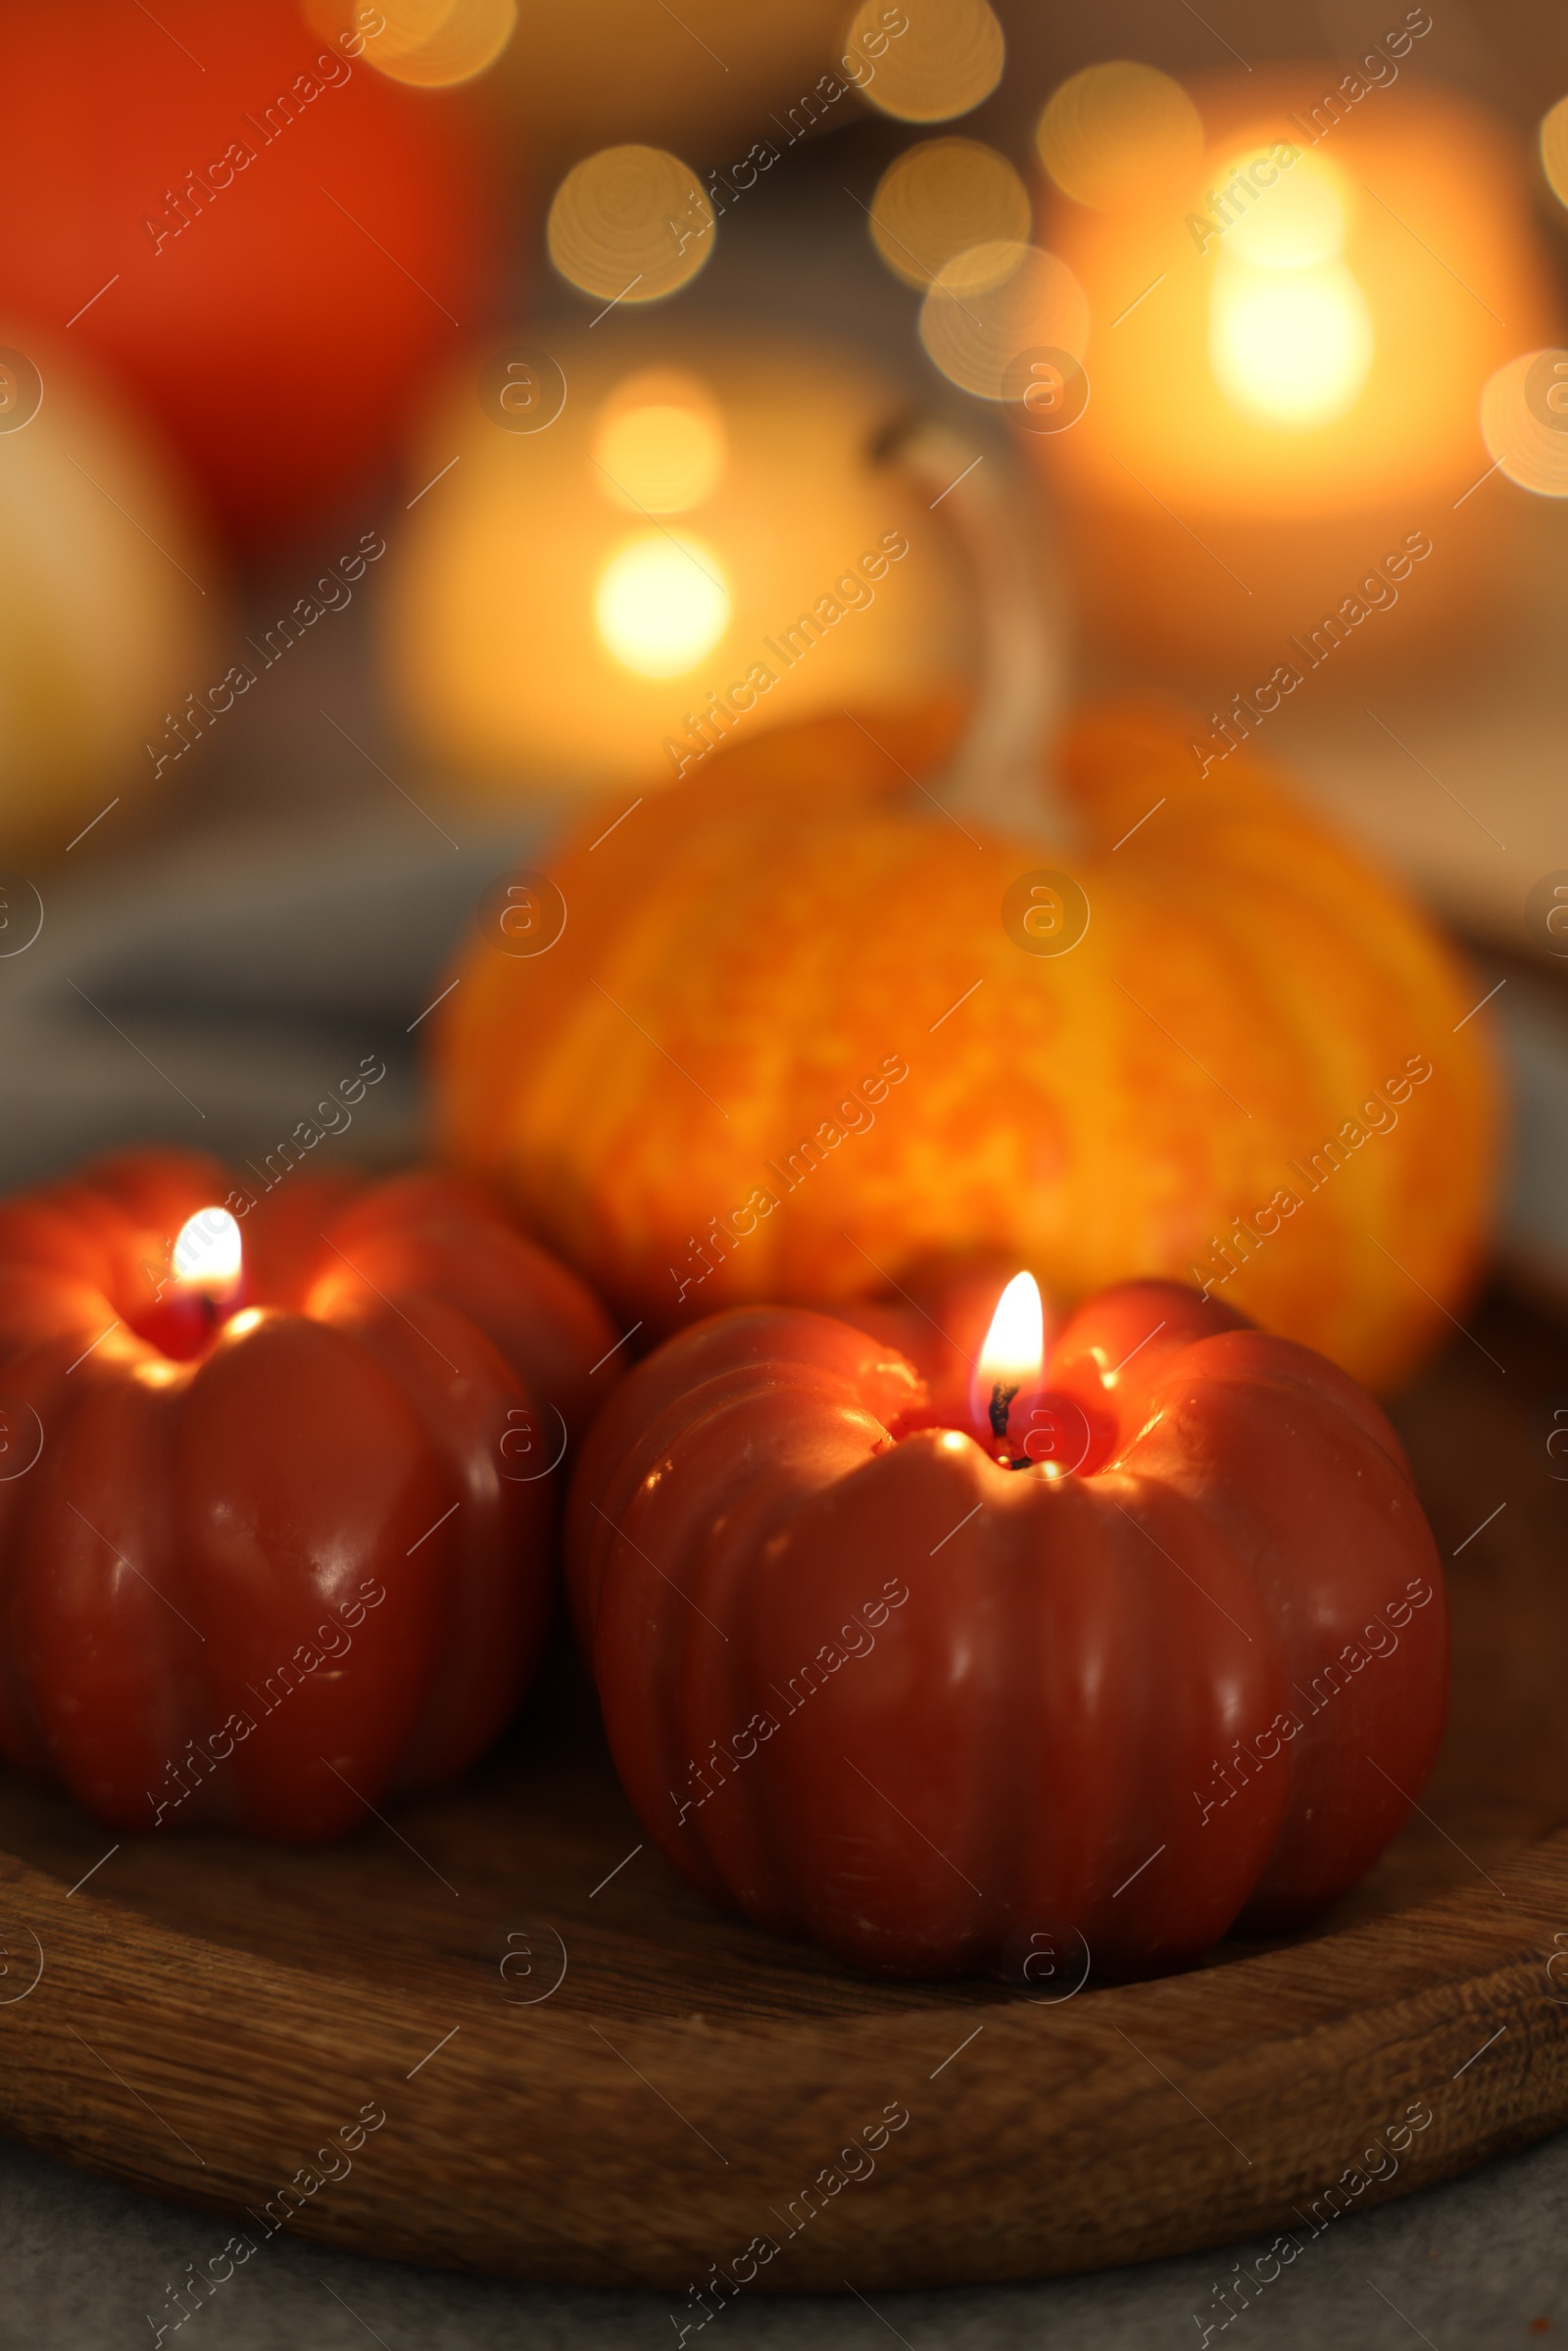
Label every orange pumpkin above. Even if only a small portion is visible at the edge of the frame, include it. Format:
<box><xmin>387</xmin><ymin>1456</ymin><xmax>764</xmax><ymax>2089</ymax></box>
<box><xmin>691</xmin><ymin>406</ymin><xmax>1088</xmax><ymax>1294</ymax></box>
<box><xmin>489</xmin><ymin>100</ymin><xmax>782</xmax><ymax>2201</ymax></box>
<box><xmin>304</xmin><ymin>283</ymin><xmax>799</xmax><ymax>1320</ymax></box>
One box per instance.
<box><xmin>433</xmin><ymin>697</ymin><xmax>1497</xmax><ymax>1393</ymax></box>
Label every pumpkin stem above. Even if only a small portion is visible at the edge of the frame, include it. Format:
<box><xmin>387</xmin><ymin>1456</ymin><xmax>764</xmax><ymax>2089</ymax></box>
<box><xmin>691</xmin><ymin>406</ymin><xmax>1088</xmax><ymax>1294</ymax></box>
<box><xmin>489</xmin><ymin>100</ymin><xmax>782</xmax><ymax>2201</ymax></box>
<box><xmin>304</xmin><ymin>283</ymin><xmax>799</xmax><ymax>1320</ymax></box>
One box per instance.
<box><xmin>872</xmin><ymin>414</ymin><xmax>1077</xmax><ymax>844</ymax></box>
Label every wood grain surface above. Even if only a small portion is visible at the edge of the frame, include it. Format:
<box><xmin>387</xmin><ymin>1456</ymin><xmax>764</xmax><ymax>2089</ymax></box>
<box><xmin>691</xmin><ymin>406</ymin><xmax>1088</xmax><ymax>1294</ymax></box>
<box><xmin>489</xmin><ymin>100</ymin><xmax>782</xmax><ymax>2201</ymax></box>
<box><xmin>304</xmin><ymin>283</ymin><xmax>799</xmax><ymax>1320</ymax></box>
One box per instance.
<box><xmin>0</xmin><ymin>1288</ymin><xmax>1564</xmax><ymax>2293</ymax></box>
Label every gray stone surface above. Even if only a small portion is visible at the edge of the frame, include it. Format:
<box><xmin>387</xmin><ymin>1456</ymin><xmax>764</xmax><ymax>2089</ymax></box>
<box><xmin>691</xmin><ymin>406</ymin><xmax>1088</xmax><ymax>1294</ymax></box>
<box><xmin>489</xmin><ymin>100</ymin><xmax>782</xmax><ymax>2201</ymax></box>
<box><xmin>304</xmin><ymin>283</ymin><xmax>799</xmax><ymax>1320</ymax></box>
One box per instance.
<box><xmin>6</xmin><ymin>2116</ymin><xmax>1562</xmax><ymax>2348</ymax></box>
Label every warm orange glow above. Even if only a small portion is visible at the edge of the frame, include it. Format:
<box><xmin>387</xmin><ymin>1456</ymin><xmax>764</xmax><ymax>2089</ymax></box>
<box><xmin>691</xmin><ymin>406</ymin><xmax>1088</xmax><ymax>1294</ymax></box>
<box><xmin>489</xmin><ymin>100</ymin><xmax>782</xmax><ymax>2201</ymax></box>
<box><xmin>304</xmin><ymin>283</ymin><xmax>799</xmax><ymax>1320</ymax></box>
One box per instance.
<box><xmin>594</xmin><ymin>532</ymin><xmax>730</xmax><ymax>676</ymax></box>
<box><xmin>1208</xmin><ymin>151</ymin><xmax>1371</xmax><ymax>428</ymax></box>
<box><xmin>978</xmin><ymin>1271</ymin><xmax>1046</xmax><ymax>1386</ymax></box>
<box><xmin>1222</xmin><ymin>147</ymin><xmax>1348</xmax><ymax>268</ymax></box>
<box><xmin>1035</xmin><ymin>73</ymin><xmax>1558</xmax><ymax>581</ymax></box>
<box><xmin>592</xmin><ymin>393</ymin><xmax>726</xmax><ymax>514</ymax></box>
<box><xmin>385</xmin><ymin>330</ymin><xmax>966</xmax><ymax>797</ymax></box>
<box><xmin>1210</xmin><ymin>259</ymin><xmax>1373</xmax><ymax>426</ymax></box>
<box><xmin>172</xmin><ymin>1207</ymin><xmax>243</xmax><ymax>1298</ymax></box>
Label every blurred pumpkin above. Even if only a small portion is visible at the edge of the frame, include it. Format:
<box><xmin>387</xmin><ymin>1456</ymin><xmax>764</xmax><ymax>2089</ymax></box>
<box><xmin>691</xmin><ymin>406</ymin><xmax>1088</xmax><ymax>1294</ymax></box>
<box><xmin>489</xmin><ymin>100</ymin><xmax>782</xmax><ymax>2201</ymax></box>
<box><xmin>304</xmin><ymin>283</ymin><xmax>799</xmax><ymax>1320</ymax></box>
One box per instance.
<box><xmin>384</xmin><ymin>327</ymin><xmax>976</xmax><ymax>799</ymax></box>
<box><xmin>0</xmin><ymin>332</ymin><xmax>214</xmax><ymax>863</ymax></box>
<box><xmin>432</xmin><ymin>695</ymin><xmax>1497</xmax><ymax>1394</ymax></box>
<box><xmin>0</xmin><ymin>0</ymin><xmax>499</xmax><ymax>546</ymax></box>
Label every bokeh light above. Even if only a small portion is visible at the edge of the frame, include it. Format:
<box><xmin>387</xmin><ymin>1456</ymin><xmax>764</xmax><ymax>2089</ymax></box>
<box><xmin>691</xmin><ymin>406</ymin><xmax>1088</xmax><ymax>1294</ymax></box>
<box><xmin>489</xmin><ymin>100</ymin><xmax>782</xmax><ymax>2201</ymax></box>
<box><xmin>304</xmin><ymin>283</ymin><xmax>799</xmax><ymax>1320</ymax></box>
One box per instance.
<box><xmin>1480</xmin><ymin>349</ymin><xmax>1568</xmax><ymax>496</ymax></box>
<box><xmin>852</xmin><ymin>0</ymin><xmax>1004</xmax><ymax>124</ymax></box>
<box><xmin>868</xmin><ymin>138</ymin><xmax>1031</xmax><ymax>287</ymax></box>
<box><xmin>1222</xmin><ymin>148</ymin><xmax>1348</xmax><ymax>269</ymax></box>
<box><xmin>548</xmin><ymin>146</ymin><xmax>714</xmax><ymax>303</ymax></box>
<box><xmin>1210</xmin><ymin>262</ymin><xmax>1373</xmax><ymax>426</ymax></box>
<box><xmin>592</xmin><ymin>373</ymin><xmax>727</xmax><ymax>514</ymax></box>
<box><xmin>595</xmin><ymin>532</ymin><xmax>731</xmax><ymax>675</ymax></box>
<box><xmin>303</xmin><ymin>0</ymin><xmax>516</xmax><ymax>86</ymax></box>
<box><xmin>1036</xmin><ymin>62</ymin><xmax>1202</xmax><ymax>210</ymax></box>
<box><xmin>918</xmin><ymin>242</ymin><xmax>1090</xmax><ymax>401</ymax></box>
<box><xmin>1541</xmin><ymin>96</ymin><xmax>1568</xmax><ymax>209</ymax></box>
<box><xmin>1207</xmin><ymin>151</ymin><xmax>1371</xmax><ymax>428</ymax></box>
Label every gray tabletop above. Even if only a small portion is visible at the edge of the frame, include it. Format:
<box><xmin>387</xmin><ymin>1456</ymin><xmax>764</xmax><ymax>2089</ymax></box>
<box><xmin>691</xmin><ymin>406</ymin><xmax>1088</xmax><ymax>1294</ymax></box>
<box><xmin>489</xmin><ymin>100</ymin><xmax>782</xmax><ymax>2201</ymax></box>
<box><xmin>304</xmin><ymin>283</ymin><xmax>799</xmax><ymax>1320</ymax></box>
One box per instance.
<box><xmin>9</xmin><ymin>2113</ymin><xmax>1563</xmax><ymax>2347</ymax></box>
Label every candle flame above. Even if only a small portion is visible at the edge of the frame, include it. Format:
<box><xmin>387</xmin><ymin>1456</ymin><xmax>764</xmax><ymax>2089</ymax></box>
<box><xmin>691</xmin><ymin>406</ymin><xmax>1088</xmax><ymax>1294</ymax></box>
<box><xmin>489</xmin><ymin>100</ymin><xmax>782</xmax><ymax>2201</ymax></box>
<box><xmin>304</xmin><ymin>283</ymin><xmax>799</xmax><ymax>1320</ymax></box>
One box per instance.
<box><xmin>1207</xmin><ymin>152</ymin><xmax>1371</xmax><ymax>429</ymax></box>
<box><xmin>172</xmin><ymin>1207</ymin><xmax>242</xmax><ymax>1298</ymax></box>
<box><xmin>972</xmin><ymin>1271</ymin><xmax>1047</xmax><ymax>1458</ymax></box>
<box><xmin>595</xmin><ymin>530</ymin><xmax>730</xmax><ymax>678</ymax></box>
<box><xmin>978</xmin><ymin>1271</ymin><xmax>1045</xmax><ymax>1382</ymax></box>
<box><xmin>1210</xmin><ymin>260</ymin><xmax>1373</xmax><ymax>427</ymax></box>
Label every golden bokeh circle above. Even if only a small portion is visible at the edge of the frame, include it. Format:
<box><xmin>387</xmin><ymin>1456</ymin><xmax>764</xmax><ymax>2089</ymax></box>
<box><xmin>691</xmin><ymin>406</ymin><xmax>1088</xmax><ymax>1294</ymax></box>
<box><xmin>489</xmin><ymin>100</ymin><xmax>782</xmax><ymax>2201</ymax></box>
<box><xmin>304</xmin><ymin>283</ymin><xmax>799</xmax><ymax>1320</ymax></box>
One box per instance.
<box><xmin>301</xmin><ymin>0</ymin><xmax>516</xmax><ymax>85</ymax></box>
<box><xmin>595</xmin><ymin>532</ymin><xmax>731</xmax><ymax>677</ymax></box>
<box><xmin>1541</xmin><ymin>96</ymin><xmax>1568</xmax><ymax>209</ymax></box>
<box><xmin>1209</xmin><ymin>259</ymin><xmax>1373</xmax><ymax>427</ymax></box>
<box><xmin>1218</xmin><ymin>146</ymin><xmax>1349</xmax><ymax>269</ymax></box>
<box><xmin>919</xmin><ymin>242</ymin><xmax>1091</xmax><ymax>401</ymax></box>
<box><xmin>548</xmin><ymin>147</ymin><xmax>714</xmax><ymax>304</ymax></box>
<box><xmin>591</xmin><ymin>369</ymin><xmax>727</xmax><ymax>514</ymax></box>
<box><xmin>850</xmin><ymin>0</ymin><xmax>1004</xmax><ymax>125</ymax></box>
<box><xmin>868</xmin><ymin>138</ymin><xmax>1031</xmax><ymax>287</ymax></box>
<box><xmin>1481</xmin><ymin>348</ymin><xmax>1568</xmax><ymax>498</ymax></box>
<box><xmin>1036</xmin><ymin>61</ymin><xmax>1203</xmax><ymax>210</ymax></box>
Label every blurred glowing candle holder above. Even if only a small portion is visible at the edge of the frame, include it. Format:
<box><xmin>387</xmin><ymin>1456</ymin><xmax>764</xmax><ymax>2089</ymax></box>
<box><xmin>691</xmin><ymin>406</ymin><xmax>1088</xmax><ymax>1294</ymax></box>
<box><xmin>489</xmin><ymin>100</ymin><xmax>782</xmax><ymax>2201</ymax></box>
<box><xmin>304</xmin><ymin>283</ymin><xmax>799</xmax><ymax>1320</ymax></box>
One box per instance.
<box><xmin>384</xmin><ymin>326</ymin><xmax>980</xmax><ymax>799</ymax></box>
<box><xmin>1026</xmin><ymin>64</ymin><xmax>1561</xmax><ymax>680</ymax></box>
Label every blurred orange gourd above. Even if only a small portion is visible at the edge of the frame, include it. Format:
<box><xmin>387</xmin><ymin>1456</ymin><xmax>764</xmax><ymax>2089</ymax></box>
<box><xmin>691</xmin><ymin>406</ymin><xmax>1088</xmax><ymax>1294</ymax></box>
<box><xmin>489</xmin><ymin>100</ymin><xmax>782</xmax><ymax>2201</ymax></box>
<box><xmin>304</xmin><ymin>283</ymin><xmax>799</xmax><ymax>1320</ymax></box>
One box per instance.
<box><xmin>432</xmin><ymin>686</ymin><xmax>1496</xmax><ymax>1395</ymax></box>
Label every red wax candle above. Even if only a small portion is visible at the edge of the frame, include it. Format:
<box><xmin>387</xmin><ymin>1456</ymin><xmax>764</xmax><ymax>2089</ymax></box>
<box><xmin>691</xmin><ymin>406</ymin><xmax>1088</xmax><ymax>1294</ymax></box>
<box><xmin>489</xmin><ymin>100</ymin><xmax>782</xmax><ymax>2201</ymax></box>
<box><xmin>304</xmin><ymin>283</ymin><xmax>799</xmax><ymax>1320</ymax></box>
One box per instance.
<box><xmin>0</xmin><ymin>1150</ymin><xmax>615</xmax><ymax>1837</ymax></box>
<box><xmin>567</xmin><ymin>1274</ymin><xmax>1447</xmax><ymax>1979</ymax></box>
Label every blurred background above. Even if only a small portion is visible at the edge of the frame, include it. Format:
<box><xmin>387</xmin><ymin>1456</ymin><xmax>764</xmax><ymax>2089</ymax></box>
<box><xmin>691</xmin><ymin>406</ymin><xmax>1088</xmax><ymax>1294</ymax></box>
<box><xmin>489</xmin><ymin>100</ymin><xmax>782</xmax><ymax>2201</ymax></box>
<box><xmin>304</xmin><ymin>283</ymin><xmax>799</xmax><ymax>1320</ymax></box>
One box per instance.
<box><xmin>0</xmin><ymin>0</ymin><xmax>1564</xmax><ymax>1311</ymax></box>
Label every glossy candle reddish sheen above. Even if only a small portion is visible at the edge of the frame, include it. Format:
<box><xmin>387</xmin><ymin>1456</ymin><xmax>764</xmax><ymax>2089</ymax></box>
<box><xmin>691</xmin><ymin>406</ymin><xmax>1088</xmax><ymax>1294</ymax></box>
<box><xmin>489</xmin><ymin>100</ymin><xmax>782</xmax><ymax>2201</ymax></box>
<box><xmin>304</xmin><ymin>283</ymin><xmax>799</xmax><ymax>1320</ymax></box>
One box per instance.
<box><xmin>567</xmin><ymin>1281</ymin><xmax>1447</xmax><ymax>1979</ymax></box>
<box><xmin>0</xmin><ymin>1151</ymin><xmax>616</xmax><ymax>1838</ymax></box>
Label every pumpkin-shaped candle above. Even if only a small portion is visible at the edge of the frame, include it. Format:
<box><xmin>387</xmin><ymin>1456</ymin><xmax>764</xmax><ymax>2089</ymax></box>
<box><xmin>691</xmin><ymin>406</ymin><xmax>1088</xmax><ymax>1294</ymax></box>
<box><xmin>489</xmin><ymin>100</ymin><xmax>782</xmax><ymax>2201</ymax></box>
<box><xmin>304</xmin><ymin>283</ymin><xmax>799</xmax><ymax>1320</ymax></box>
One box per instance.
<box><xmin>0</xmin><ymin>1151</ymin><xmax>615</xmax><ymax>1837</ymax></box>
<box><xmin>567</xmin><ymin>1274</ymin><xmax>1447</xmax><ymax>1978</ymax></box>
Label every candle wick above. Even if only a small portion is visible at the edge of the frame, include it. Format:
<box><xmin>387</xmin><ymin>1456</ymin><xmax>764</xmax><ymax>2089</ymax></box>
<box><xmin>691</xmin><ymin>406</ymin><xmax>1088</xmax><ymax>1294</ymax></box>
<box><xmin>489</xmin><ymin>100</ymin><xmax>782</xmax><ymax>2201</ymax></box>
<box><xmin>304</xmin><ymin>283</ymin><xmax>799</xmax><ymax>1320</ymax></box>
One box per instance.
<box><xmin>988</xmin><ymin>1380</ymin><xmax>1017</xmax><ymax>1444</ymax></box>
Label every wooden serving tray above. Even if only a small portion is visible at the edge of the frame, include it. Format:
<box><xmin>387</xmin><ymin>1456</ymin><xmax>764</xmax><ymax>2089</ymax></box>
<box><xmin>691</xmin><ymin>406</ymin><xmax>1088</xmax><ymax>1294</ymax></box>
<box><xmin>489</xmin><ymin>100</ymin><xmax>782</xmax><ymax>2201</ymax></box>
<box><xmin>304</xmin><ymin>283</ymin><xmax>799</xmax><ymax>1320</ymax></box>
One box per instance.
<box><xmin>0</xmin><ymin>1290</ymin><xmax>1565</xmax><ymax>2292</ymax></box>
